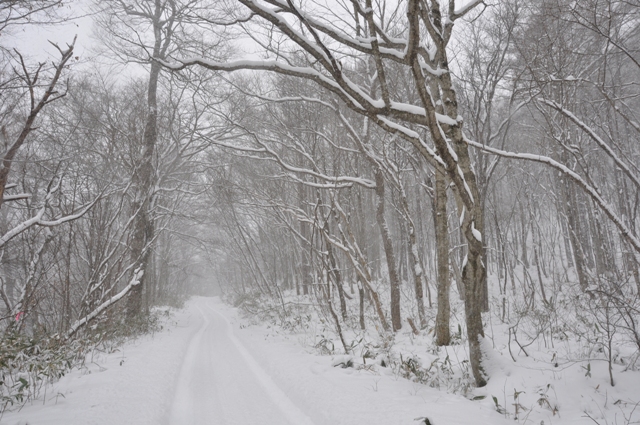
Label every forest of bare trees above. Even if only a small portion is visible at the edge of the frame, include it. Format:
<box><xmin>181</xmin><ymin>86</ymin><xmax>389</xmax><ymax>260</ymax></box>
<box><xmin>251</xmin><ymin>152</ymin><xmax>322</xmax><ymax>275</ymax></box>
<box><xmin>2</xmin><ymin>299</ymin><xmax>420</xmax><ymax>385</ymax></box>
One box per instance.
<box><xmin>1</xmin><ymin>0</ymin><xmax>639</xmax><ymax>414</ymax></box>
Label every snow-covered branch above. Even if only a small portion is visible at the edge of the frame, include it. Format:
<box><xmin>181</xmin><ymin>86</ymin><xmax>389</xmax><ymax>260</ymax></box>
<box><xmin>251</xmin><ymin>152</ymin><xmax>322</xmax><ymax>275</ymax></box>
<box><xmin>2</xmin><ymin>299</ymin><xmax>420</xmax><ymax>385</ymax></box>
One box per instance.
<box><xmin>466</xmin><ymin>138</ymin><xmax>640</xmax><ymax>254</ymax></box>
<box><xmin>0</xmin><ymin>189</ymin><xmax>100</xmax><ymax>248</ymax></box>
<box><xmin>540</xmin><ymin>98</ymin><xmax>640</xmax><ymax>189</ymax></box>
<box><xmin>66</xmin><ymin>268</ymin><xmax>144</xmax><ymax>339</ymax></box>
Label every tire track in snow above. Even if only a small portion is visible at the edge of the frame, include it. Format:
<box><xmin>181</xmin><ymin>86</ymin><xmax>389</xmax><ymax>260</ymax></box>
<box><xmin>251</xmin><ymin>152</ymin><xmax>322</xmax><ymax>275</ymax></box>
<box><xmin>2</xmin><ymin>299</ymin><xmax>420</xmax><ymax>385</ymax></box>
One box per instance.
<box><xmin>203</xmin><ymin>302</ymin><xmax>316</xmax><ymax>425</ymax></box>
<box><xmin>169</xmin><ymin>302</ymin><xmax>210</xmax><ymax>424</ymax></box>
<box><xmin>169</xmin><ymin>298</ymin><xmax>316</xmax><ymax>425</ymax></box>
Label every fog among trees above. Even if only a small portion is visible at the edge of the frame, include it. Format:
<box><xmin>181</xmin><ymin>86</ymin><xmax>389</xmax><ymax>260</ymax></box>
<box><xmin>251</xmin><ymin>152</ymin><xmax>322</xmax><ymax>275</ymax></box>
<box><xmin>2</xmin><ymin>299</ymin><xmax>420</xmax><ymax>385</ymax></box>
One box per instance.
<box><xmin>1</xmin><ymin>0</ymin><xmax>640</xmax><ymax>419</ymax></box>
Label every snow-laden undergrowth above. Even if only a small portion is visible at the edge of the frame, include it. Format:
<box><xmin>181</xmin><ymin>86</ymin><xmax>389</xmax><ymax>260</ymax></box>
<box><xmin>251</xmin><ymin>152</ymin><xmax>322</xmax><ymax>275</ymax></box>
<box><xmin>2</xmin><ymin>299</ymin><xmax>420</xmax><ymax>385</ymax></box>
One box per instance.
<box><xmin>0</xmin><ymin>306</ymin><xmax>175</xmax><ymax>415</ymax></box>
<box><xmin>227</xmin><ymin>268</ymin><xmax>640</xmax><ymax>425</ymax></box>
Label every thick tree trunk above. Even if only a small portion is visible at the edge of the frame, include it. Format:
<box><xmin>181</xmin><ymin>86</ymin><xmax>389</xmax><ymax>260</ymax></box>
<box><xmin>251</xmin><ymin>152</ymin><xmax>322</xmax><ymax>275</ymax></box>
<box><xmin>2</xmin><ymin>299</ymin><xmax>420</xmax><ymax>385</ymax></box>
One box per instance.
<box><xmin>124</xmin><ymin>0</ymin><xmax>181</xmax><ymax>317</ymax></box>
<box><xmin>434</xmin><ymin>29</ymin><xmax>488</xmax><ymax>386</ymax></box>
<box><xmin>434</xmin><ymin>169</ymin><xmax>451</xmax><ymax>346</ymax></box>
<box><xmin>413</xmin><ymin>16</ymin><xmax>488</xmax><ymax>384</ymax></box>
<box><xmin>461</xmin><ymin>249</ymin><xmax>487</xmax><ymax>386</ymax></box>
<box><xmin>126</xmin><ymin>56</ymin><xmax>160</xmax><ymax>318</ymax></box>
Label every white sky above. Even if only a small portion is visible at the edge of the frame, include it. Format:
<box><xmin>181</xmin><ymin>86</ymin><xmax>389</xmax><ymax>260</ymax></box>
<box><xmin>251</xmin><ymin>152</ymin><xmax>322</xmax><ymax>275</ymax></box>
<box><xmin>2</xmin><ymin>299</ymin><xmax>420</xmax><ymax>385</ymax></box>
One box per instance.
<box><xmin>1</xmin><ymin>0</ymin><xmax>482</xmax><ymax>81</ymax></box>
<box><xmin>3</xmin><ymin>0</ymin><xmax>480</xmax><ymax>60</ymax></box>
<box><xmin>2</xmin><ymin>1</ymin><xmax>94</xmax><ymax>63</ymax></box>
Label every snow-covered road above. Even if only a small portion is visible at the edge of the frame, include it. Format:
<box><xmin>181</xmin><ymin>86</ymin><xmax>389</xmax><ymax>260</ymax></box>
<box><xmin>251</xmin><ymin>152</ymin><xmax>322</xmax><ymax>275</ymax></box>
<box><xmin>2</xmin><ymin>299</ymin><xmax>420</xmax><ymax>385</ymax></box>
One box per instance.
<box><xmin>4</xmin><ymin>297</ymin><xmax>516</xmax><ymax>425</ymax></box>
<box><xmin>169</xmin><ymin>300</ymin><xmax>315</xmax><ymax>425</ymax></box>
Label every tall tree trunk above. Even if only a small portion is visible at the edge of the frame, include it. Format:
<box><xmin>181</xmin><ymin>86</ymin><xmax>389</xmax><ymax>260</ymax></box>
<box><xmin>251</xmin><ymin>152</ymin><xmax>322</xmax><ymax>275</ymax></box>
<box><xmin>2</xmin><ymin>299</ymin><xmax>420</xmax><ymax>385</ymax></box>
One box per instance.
<box><xmin>358</xmin><ymin>278</ymin><xmax>366</xmax><ymax>330</ymax></box>
<box><xmin>414</xmin><ymin>36</ymin><xmax>486</xmax><ymax>386</ymax></box>
<box><xmin>333</xmin><ymin>196</ymin><xmax>390</xmax><ymax>332</ymax></box>
<box><xmin>434</xmin><ymin>169</ymin><xmax>451</xmax><ymax>346</ymax></box>
<box><xmin>124</xmin><ymin>0</ymin><xmax>179</xmax><ymax>317</ymax></box>
<box><xmin>126</xmin><ymin>55</ymin><xmax>160</xmax><ymax>318</ymax></box>
<box><xmin>564</xmin><ymin>179</ymin><xmax>590</xmax><ymax>291</ymax></box>
<box><xmin>325</xmin><ymin>220</ymin><xmax>348</xmax><ymax>321</ymax></box>
<box><xmin>374</xmin><ymin>169</ymin><xmax>402</xmax><ymax>331</ymax></box>
<box><xmin>396</xmin><ymin>175</ymin><xmax>427</xmax><ymax>329</ymax></box>
<box><xmin>299</xmin><ymin>183</ymin><xmax>311</xmax><ymax>296</ymax></box>
<box><xmin>617</xmin><ymin>174</ymin><xmax>640</xmax><ymax>293</ymax></box>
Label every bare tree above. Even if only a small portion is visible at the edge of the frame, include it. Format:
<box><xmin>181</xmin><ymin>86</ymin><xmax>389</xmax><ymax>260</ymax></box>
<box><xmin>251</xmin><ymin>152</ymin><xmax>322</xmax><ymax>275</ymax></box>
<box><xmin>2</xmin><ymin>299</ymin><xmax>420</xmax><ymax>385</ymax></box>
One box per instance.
<box><xmin>164</xmin><ymin>0</ymin><xmax>491</xmax><ymax>386</ymax></box>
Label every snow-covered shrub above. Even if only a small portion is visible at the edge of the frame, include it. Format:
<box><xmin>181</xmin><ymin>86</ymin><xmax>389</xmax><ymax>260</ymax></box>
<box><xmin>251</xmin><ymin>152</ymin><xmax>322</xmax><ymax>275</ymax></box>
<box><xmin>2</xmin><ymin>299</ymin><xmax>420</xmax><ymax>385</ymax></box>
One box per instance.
<box><xmin>396</xmin><ymin>353</ymin><xmax>473</xmax><ymax>395</ymax></box>
<box><xmin>231</xmin><ymin>289</ymin><xmax>317</xmax><ymax>334</ymax></box>
<box><xmin>0</xmin><ymin>306</ymin><xmax>174</xmax><ymax>414</ymax></box>
<box><xmin>229</xmin><ymin>290</ymin><xmax>263</xmax><ymax>314</ymax></box>
<box><xmin>0</xmin><ymin>332</ymin><xmax>84</xmax><ymax>412</ymax></box>
<box><xmin>73</xmin><ymin>303</ymin><xmax>170</xmax><ymax>348</ymax></box>
<box><xmin>315</xmin><ymin>336</ymin><xmax>335</xmax><ymax>355</ymax></box>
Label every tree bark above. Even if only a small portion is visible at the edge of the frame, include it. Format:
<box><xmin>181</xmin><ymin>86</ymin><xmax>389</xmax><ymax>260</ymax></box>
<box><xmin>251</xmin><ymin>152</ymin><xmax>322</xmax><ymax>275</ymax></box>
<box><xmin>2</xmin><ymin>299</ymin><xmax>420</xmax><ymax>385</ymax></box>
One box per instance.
<box><xmin>434</xmin><ymin>169</ymin><xmax>451</xmax><ymax>346</ymax></box>
<box><xmin>126</xmin><ymin>53</ymin><xmax>160</xmax><ymax>317</ymax></box>
<box><xmin>395</xmin><ymin>174</ymin><xmax>427</xmax><ymax>329</ymax></box>
<box><xmin>125</xmin><ymin>0</ymin><xmax>176</xmax><ymax>316</ymax></box>
<box><xmin>325</xmin><ymin>219</ymin><xmax>348</xmax><ymax>321</ymax></box>
<box><xmin>374</xmin><ymin>169</ymin><xmax>402</xmax><ymax>331</ymax></box>
<box><xmin>564</xmin><ymin>179</ymin><xmax>589</xmax><ymax>291</ymax></box>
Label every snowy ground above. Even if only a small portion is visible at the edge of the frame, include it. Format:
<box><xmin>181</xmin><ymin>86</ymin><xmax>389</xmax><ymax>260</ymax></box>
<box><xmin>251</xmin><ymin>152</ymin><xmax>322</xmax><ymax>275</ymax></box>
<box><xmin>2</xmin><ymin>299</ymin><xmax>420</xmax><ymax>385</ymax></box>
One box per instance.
<box><xmin>3</xmin><ymin>296</ymin><xmax>639</xmax><ymax>425</ymax></box>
